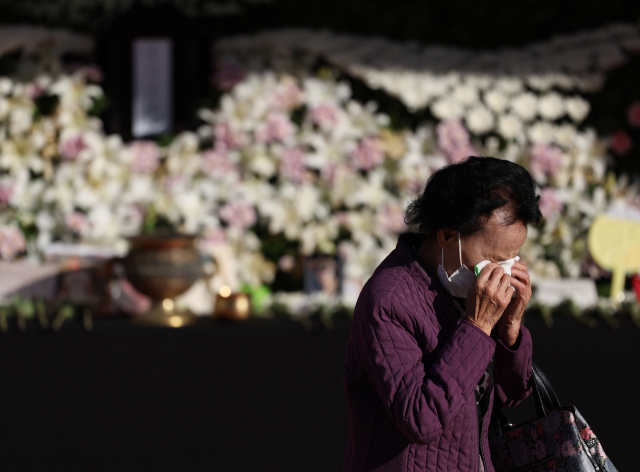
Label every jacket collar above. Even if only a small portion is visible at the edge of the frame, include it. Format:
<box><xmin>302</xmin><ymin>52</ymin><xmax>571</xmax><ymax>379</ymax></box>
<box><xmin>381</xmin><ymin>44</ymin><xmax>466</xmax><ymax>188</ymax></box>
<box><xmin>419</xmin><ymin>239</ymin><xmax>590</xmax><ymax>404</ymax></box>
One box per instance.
<box><xmin>396</xmin><ymin>232</ymin><xmax>465</xmax><ymax>321</ymax></box>
<box><xmin>395</xmin><ymin>232</ymin><xmax>439</xmax><ymax>289</ymax></box>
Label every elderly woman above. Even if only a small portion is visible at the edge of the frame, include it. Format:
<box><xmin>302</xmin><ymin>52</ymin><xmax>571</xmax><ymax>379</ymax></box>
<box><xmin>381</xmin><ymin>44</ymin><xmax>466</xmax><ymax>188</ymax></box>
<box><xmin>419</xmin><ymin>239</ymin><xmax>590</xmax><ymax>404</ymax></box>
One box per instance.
<box><xmin>343</xmin><ymin>156</ymin><xmax>541</xmax><ymax>472</ymax></box>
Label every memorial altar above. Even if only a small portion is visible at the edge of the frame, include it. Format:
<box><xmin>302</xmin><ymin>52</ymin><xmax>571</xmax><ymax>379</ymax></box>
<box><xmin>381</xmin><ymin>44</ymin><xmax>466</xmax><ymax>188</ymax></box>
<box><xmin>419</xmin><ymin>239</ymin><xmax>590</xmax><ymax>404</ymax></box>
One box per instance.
<box><xmin>2</xmin><ymin>3</ymin><xmax>640</xmax><ymax>469</ymax></box>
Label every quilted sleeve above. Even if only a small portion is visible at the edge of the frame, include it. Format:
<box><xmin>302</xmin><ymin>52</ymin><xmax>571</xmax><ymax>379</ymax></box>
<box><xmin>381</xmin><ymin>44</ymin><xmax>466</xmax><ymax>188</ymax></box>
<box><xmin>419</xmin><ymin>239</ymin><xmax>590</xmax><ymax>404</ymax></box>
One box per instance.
<box><xmin>362</xmin><ymin>299</ymin><xmax>496</xmax><ymax>445</ymax></box>
<box><xmin>492</xmin><ymin>324</ymin><xmax>533</xmax><ymax>408</ymax></box>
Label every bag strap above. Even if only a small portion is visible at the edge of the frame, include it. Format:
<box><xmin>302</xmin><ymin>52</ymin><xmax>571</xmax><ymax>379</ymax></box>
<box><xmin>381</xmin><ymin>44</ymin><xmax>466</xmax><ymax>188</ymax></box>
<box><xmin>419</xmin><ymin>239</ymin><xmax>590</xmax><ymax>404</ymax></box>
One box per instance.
<box><xmin>488</xmin><ymin>361</ymin><xmax>562</xmax><ymax>439</ymax></box>
<box><xmin>531</xmin><ymin>361</ymin><xmax>562</xmax><ymax>417</ymax></box>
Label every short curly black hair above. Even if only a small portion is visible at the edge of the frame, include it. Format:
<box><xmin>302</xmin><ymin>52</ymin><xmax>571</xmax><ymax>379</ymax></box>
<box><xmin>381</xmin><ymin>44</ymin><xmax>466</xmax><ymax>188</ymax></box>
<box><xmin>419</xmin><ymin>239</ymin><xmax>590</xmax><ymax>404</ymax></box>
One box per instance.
<box><xmin>404</xmin><ymin>156</ymin><xmax>542</xmax><ymax>236</ymax></box>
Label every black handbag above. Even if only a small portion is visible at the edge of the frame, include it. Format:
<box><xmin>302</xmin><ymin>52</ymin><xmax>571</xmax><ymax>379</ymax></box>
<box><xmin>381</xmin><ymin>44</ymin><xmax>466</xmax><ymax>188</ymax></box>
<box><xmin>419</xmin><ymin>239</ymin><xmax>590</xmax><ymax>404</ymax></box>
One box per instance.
<box><xmin>488</xmin><ymin>362</ymin><xmax>617</xmax><ymax>471</ymax></box>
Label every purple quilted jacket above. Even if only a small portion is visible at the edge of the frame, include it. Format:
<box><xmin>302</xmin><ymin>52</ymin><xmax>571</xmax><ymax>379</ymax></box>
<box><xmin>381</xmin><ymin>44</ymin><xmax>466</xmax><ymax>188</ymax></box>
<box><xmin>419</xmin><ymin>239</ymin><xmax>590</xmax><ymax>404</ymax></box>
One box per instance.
<box><xmin>343</xmin><ymin>233</ymin><xmax>533</xmax><ymax>472</ymax></box>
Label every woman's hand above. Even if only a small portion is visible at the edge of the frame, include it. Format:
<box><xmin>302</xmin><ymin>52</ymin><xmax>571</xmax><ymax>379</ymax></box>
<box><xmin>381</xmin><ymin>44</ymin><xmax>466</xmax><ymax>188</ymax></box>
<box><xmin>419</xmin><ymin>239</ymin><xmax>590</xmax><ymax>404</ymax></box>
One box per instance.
<box><xmin>464</xmin><ymin>264</ymin><xmax>512</xmax><ymax>337</ymax></box>
<box><xmin>495</xmin><ymin>261</ymin><xmax>531</xmax><ymax>347</ymax></box>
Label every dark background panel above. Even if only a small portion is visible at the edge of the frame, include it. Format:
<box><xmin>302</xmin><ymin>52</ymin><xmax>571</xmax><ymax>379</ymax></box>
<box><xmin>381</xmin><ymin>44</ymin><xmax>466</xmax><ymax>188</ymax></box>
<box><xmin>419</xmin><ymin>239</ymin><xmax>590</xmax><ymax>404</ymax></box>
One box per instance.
<box><xmin>0</xmin><ymin>319</ymin><xmax>350</xmax><ymax>472</ymax></box>
<box><xmin>1</xmin><ymin>0</ymin><xmax>640</xmax><ymax>49</ymax></box>
<box><xmin>0</xmin><ymin>316</ymin><xmax>636</xmax><ymax>471</ymax></box>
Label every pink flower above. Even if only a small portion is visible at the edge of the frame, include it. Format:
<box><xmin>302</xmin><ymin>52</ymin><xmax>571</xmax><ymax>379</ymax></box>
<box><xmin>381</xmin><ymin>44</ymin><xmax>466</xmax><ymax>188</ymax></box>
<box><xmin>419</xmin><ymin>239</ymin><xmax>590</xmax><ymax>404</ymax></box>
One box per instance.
<box><xmin>278</xmin><ymin>254</ymin><xmax>296</xmax><ymax>272</ymax></box>
<box><xmin>162</xmin><ymin>175</ymin><xmax>187</xmax><ymax>191</ymax></box>
<box><xmin>199</xmin><ymin>227</ymin><xmax>228</xmax><ymax>253</ymax></box>
<box><xmin>311</xmin><ymin>104</ymin><xmax>339</xmax><ymax>129</ymax></box>
<box><xmin>320</xmin><ymin>162</ymin><xmax>339</xmax><ymax>184</ymax></box>
<box><xmin>539</xmin><ymin>187</ymin><xmax>564</xmax><ymax>219</ymax></box>
<box><xmin>279</xmin><ymin>147</ymin><xmax>306</xmax><ymax>184</ymax></box>
<box><xmin>334</xmin><ymin>211</ymin><xmax>349</xmax><ymax>227</ymax></box>
<box><xmin>579</xmin><ymin>426</ymin><xmax>593</xmax><ymax>440</ymax></box>
<box><xmin>628</xmin><ymin>102</ymin><xmax>640</xmax><ymax>127</ymax></box>
<box><xmin>561</xmin><ymin>440</ymin><xmax>577</xmax><ymax>457</ymax></box>
<box><xmin>272</xmin><ymin>78</ymin><xmax>304</xmax><ymax>111</ymax></box>
<box><xmin>65</xmin><ymin>212</ymin><xmax>89</xmax><ymax>235</ymax></box>
<box><xmin>609</xmin><ymin>130</ymin><xmax>633</xmax><ymax>155</ymax></box>
<box><xmin>532</xmin><ymin>442</ymin><xmax>546</xmax><ymax>460</ymax></box>
<box><xmin>129</xmin><ymin>140</ymin><xmax>160</xmax><ymax>173</ymax></box>
<box><xmin>79</xmin><ymin>65</ymin><xmax>103</xmax><ymax>83</ymax></box>
<box><xmin>201</xmin><ymin>148</ymin><xmax>238</xmax><ymax>181</ymax></box>
<box><xmin>596</xmin><ymin>442</ymin><xmax>607</xmax><ymax>459</ymax></box>
<box><xmin>436</xmin><ymin>120</ymin><xmax>476</xmax><ymax>163</ymax></box>
<box><xmin>219</xmin><ymin>200</ymin><xmax>257</xmax><ymax>229</ymax></box>
<box><xmin>376</xmin><ymin>204</ymin><xmax>407</xmax><ymax>234</ymax></box>
<box><xmin>68</xmin><ymin>63</ymin><xmax>104</xmax><ymax>83</ymax></box>
<box><xmin>214</xmin><ymin>122</ymin><xmax>243</xmax><ymax>150</ymax></box>
<box><xmin>0</xmin><ymin>181</ymin><xmax>14</xmax><ymax>207</ymax></box>
<box><xmin>530</xmin><ymin>143</ymin><xmax>563</xmax><ymax>180</ymax></box>
<box><xmin>255</xmin><ymin>112</ymin><xmax>295</xmax><ymax>144</ymax></box>
<box><xmin>58</xmin><ymin>135</ymin><xmax>87</xmax><ymax>161</ymax></box>
<box><xmin>351</xmin><ymin>137</ymin><xmax>385</xmax><ymax>170</ymax></box>
<box><xmin>213</xmin><ymin>55</ymin><xmax>244</xmax><ymax>90</ymax></box>
<box><xmin>0</xmin><ymin>226</ymin><xmax>26</xmax><ymax>261</ymax></box>
<box><xmin>27</xmin><ymin>82</ymin><xmax>45</xmax><ymax>100</ymax></box>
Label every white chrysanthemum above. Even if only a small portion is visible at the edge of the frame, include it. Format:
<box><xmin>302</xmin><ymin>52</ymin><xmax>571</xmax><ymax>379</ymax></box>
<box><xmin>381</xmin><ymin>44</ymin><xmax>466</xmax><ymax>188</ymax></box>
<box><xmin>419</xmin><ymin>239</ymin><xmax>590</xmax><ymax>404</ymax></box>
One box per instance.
<box><xmin>465</xmin><ymin>106</ymin><xmax>494</xmax><ymax>134</ymax></box>
<box><xmin>294</xmin><ymin>184</ymin><xmax>321</xmax><ymax>222</ymax></box>
<box><xmin>538</xmin><ymin>93</ymin><xmax>565</xmax><ymax>120</ymax></box>
<box><xmin>0</xmin><ymin>97</ymin><xmax>10</xmax><ymax>120</ymax></box>
<box><xmin>527</xmin><ymin>75</ymin><xmax>554</xmax><ymax>92</ymax></box>
<box><xmin>175</xmin><ymin>191</ymin><xmax>205</xmax><ymax>234</ymax></box>
<box><xmin>87</xmin><ymin>205</ymin><xmax>120</xmax><ymax>241</ymax></box>
<box><xmin>303</xmin><ymin>77</ymin><xmax>350</xmax><ymax>107</ymax></box>
<box><xmin>494</xmin><ymin>77</ymin><xmax>523</xmax><ymax>95</ymax></box>
<box><xmin>510</xmin><ymin>93</ymin><xmax>538</xmax><ymax>121</ymax></box>
<box><xmin>249</xmin><ymin>153</ymin><xmax>277</xmax><ymax>178</ymax></box>
<box><xmin>528</xmin><ymin>121</ymin><xmax>556</xmax><ymax>143</ymax></box>
<box><xmin>554</xmin><ymin>124</ymin><xmax>578</xmax><ymax>149</ymax></box>
<box><xmin>328</xmin><ymin>165</ymin><xmax>361</xmax><ymax>208</ymax></box>
<box><xmin>9</xmin><ymin>106</ymin><xmax>33</xmax><ymax>135</ymax></box>
<box><xmin>0</xmin><ymin>78</ymin><xmax>13</xmax><ymax>96</ymax></box>
<box><xmin>431</xmin><ymin>97</ymin><xmax>464</xmax><ymax>120</ymax></box>
<box><xmin>300</xmin><ymin>221</ymin><xmax>339</xmax><ymax>255</ymax></box>
<box><xmin>551</xmin><ymin>74</ymin><xmax>577</xmax><ymax>91</ymax></box>
<box><xmin>344</xmin><ymin>170</ymin><xmax>390</xmax><ymax>210</ymax></box>
<box><xmin>565</xmin><ymin>96</ymin><xmax>591</xmax><ymax>122</ymax></box>
<box><xmin>123</xmin><ymin>175</ymin><xmax>156</xmax><ymax>204</ymax></box>
<box><xmin>497</xmin><ymin>114</ymin><xmax>524</xmax><ymax>140</ymax></box>
<box><xmin>484</xmin><ymin>89</ymin><xmax>509</xmax><ymax>113</ymax></box>
<box><xmin>452</xmin><ymin>83</ymin><xmax>479</xmax><ymax>106</ymax></box>
<box><xmin>466</xmin><ymin>75</ymin><xmax>493</xmax><ymax>90</ymax></box>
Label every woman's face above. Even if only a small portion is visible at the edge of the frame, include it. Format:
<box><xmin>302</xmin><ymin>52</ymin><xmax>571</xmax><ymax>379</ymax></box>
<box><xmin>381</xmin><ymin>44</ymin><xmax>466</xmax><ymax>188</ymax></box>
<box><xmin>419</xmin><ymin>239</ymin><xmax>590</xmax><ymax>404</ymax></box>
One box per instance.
<box><xmin>441</xmin><ymin>209</ymin><xmax>527</xmax><ymax>274</ymax></box>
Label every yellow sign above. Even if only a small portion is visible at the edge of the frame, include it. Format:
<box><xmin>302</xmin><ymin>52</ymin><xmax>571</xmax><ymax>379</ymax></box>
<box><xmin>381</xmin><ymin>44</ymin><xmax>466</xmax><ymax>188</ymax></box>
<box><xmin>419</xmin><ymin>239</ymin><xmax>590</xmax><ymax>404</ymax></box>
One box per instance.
<box><xmin>588</xmin><ymin>214</ymin><xmax>640</xmax><ymax>305</ymax></box>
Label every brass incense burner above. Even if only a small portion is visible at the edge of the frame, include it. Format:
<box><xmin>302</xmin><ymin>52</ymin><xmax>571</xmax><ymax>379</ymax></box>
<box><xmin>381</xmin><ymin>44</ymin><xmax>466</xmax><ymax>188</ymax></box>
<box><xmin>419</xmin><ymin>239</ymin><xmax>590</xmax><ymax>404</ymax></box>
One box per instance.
<box><xmin>123</xmin><ymin>235</ymin><xmax>202</xmax><ymax>327</ymax></box>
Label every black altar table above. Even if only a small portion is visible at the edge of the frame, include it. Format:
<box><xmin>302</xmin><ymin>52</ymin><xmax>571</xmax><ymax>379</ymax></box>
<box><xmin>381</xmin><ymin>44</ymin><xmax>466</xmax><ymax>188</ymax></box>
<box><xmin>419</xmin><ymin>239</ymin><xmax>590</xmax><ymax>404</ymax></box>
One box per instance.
<box><xmin>0</xmin><ymin>316</ymin><xmax>635</xmax><ymax>471</ymax></box>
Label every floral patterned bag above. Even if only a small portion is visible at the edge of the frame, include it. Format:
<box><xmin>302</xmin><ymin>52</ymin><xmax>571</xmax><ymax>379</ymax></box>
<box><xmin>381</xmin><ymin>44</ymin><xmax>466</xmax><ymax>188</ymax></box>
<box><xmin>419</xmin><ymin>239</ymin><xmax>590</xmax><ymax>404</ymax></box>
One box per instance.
<box><xmin>488</xmin><ymin>363</ymin><xmax>617</xmax><ymax>472</ymax></box>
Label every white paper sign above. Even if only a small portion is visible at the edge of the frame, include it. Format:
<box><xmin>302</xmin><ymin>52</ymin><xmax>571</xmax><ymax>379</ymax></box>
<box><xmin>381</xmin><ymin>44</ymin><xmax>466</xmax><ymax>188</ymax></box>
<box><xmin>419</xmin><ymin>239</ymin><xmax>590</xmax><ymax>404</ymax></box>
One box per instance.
<box><xmin>132</xmin><ymin>38</ymin><xmax>173</xmax><ymax>137</ymax></box>
<box><xmin>534</xmin><ymin>278</ymin><xmax>599</xmax><ymax>309</ymax></box>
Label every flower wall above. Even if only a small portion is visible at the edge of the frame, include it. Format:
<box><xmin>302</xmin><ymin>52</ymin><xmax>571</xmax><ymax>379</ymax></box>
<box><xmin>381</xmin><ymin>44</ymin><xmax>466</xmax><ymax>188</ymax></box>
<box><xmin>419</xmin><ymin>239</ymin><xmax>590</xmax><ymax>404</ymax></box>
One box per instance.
<box><xmin>1</xmin><ymin>26</ymin><xmax>640</xmax><ymax>310</ymax></box>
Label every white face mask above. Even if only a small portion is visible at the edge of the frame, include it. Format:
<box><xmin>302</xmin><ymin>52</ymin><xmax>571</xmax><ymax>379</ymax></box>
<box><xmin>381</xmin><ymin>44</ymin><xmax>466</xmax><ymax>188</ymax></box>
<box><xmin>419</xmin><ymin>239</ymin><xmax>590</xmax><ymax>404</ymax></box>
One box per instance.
<box><xmin>436</xmin><ymin>232</ymin><xmax>519</xmax><ymax>298</ymax></box>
